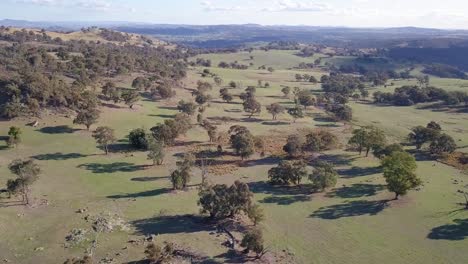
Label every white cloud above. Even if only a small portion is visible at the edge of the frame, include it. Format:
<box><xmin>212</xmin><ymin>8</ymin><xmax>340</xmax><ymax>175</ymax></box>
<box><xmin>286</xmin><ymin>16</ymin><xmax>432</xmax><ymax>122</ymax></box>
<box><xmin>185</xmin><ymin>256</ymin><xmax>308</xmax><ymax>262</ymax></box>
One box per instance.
<box><xmin>201</xmin><ymin>1</ymin><xmax>243</xmax><ymax>12</ymax></box>
<box><xmin>13</xmin><ymin>0</ymin><xmax>134</xmax><ymax>13</ymax></box>
<box><xmin>14</xmin><ymin>0</ymin><xmax>63</xmax><ymax>6</ymax></box>
<box><xmin>263</xmin><ymin>0</ymin><xmax>332</xmax><ymax>12</ymax></box>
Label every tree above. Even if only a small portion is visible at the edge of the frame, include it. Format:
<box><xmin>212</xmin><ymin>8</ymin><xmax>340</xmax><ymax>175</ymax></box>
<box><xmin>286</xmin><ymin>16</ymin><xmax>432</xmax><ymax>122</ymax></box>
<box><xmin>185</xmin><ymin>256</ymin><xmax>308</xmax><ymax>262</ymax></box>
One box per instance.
<box><xmin>348</xmin><ymin>126</ymin><xmax>386</xmax><ymax>156</ymax></box>
<box><xmin>230</xmin><ymin>127</ymin><xmax>256</xmax><ymax>160</ymax></box>
<box><xmin>214</xmin><ymin>76</ymin><xmax>223</xmax><ymax>86</ymax></box>
<box><xmin>121</xmin><ymin>90</ymin><xmax>140</xmax><ymax>108</ymax></box>
<box><xmin>170</xmin><ymin>153</ymin><xmax>195</xmax><ymax>190</ymax></box>
<box><xmin>92</xmin><ymin>126</ymin><xmax>116</xmax><ymax>155</ymax></box>
<box><xmin>198</xmin><ymin>181</ymin><xmax>253</xmax><ymax>219</ymax></box>
<box><xmin>382</xmin><ymin>151</ymin><xmax>421</xmax><ymax>200</ymax></box>
<box><xmin>297</xmin><ymin>91</ymin><xmax>316</xmax><ymax>110</ymax></box>
<box><xmin>268</xmin><ymin>160</ymin><xmax>307</xmax><ymax>186</ymax></box>
<box><xmin>348</xmin><ymin>128</ymin><xmax>367</xmax><ymax>155</ymax></box>
<box><xmin>266</xmin><ymin>103</ymin><xmax>285</xmax><ymax>120</ymax></box>
<box><xmin>283</xmin><ymin>134</ymin><xmax>305</xmax><ymax>158</ymax></box>
<box><xmin>246</xmin><ymin>204</ymin><xmax>265</xmax><ymax>226</ymax></box>
<box><xmin>243</xmin><ymin>97</ymin><xmax>262</xmax><ymax>118</ymax></box>
<box><xmin>132</xmin><ymin>77</ymin><xmax>151</xmax><ymax>90</ymax></box>
<box><xmin>151</xmin><ymin>123</ymin><xmax>176</xmax><ymax>146</ymax></box>
<box><xmin>8</xmin><ymin>159</ymin><xmax>41</xmax><ymax>205</ymax></box>
<box><xmin>304</xmin><ymin>130</ymin><xmax>338</xmax><ymax>153</ymax></box>
<box><xmin>241</xmin><ymin>229</ymin><xmax>265</xmax><ymax>257</ymax></box>
<box><xmin>177</xmin><ymin>100</ymin><xmax>197</xmax><ymax>116</ymax></box>
<box><xmin>373</xmin><ymin>143</ymin><xmax>404</xmax><ymax>159</ymax></box>
<box><xmin>309</xmin><ymin>161</ymin><xmax>338</xmax><ymax>191</ymax></box>
<box><xmin>7</xmin><ymin>126</ymin><xmax>22</xmax><ymax>148</ymax></box>
<box><xmin>408</xmin><ymin>126</ymin><xmax>440</xmax><ymax>149</ymax></box>
<box><xmin>267</xmin><ymin>67</ymin><xmax>275</xmax><ymax>73</ymax></box>
<box><xmin>195</xmin><ymin>93</ymin><xmax>211</xmax><ymax>106</ymax></box>
<box><xmin>326</xmin><ymin>104</ymin><xmax>352</xmax><ymax>121</ymax></box>
<box><xmin>426</xmin><ymin>121</ymin><xmax>442</xmax><ymax>131</ymax></box>
<box><xmin>74</xmin><ymin>108</ymin><xmax>100</xmax><ymax>131</ymax></box>
<box><xmin>429</xmin><ymin>134</ymin><xmax>457</xmax><ymax>156</ymax></box>
<box><xmin>287</xmin><ymin>107</ymin><xmax>304</xmax><ymax>123</ymax></box>
<box><xmin>147</xmin><ymin>139</ymin><xmax>165</xmax><ymax>166</ymax></box>
<box><xmin>281</xmin><ymin>86</ymin><xmax>291</xmax><ymax>97</ymax></box>
<box><xmin>102</xmin><ymin>82</ymin><xmax>119</xmax><ymax>101</ymax></box>
<box><xmin>128</xmin><ymin>128</ymin><xmax>148</xmax><ymax>150</ymax></box>
<box><xmin>145</xmin><ymin>242</ymin><xmax>175</xmax><ymax>264</ymax></box>
<box><xmin>295</xmin><ymin>74</ymin><xmax>303</xmax><ymax>82</ymax></box>
<box><xmin>219</xmin><ymin>88</ymin><xmax>233</xmax><ymax>103</ymax></box>
<box><xmin>201</xmin><ymin>120</ymin><xmax>217</xmax><ymax>142</ymax></box>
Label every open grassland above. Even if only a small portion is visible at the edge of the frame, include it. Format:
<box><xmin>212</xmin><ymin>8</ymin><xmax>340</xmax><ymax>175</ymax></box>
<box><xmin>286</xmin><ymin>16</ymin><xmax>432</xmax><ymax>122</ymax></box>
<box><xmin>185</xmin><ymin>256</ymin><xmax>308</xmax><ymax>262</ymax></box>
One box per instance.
<box><xmin>0</xmin><ymin>50</ymin><xmax>467</xmax><ymax>263</ymax></box>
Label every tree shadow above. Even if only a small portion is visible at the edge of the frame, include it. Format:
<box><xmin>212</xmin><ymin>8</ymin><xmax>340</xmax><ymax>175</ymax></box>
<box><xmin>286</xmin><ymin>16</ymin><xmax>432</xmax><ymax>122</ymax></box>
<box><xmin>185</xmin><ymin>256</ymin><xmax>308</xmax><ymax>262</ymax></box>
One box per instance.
<box><xmin>148</xmin><ymin>114</ymin><xmax>176</xmax><ymax>118</ymax></box>
<box><xmin>158</xmin><ymin>106</ymin><xmax>178</xmax><ymax>111</ymax></box>
<box><xmin>31</xmin><ymin>152</ymin><xmax>88</xmax><ymax>161</ymax></box>
<box><xmin>103</xmin><ymin>143</ymin><xmax>133</xmax><ymax>153</ymax></box>
<box><xmin>262</xmin><ymin>121</ymin><xmax>290</xmax><ymax>126</ymax></box>
<box><xmin>101</xmin><ymin>102</ymin><xmax>124</xmax><ymax>109</ymax></box>
<box><xmin>310</xmin><ymin>200</ymin><xmax>389</xmax><ymax>219</ymax></box>
<box><xmin>314</xmin><ymin>116</ymin><xmax>336</xmax><ymax>123</ymax></box>
<box><xmin>131</xmin><ymin>214</ymin><xmax>213</xmax><ymax>236</ymax></box>
<box><xmin>337</xmin><ymin>166</ymin><xmax>382</xmax><ymax>178</ymax></box>
<box><xmin>326</xmin><ymin>184</ymin><xmax>385</xmax><ymax>198</ymax></box>
<box><xmin>241</xmin><ymin>157</ymin><xmax>281</xmax><ymax>167</ymax></box>
<box><xmin>214</xmin><ymin>249</ymin><xmax>252</xmax><ymax>264</ymax></box>
<box><xmin>316</xmin><ymin>124</ymin><xmax>341</xmax><ymax>128</ymax></box>
<box><xmin>78</xmin><ymin>162</ymin><xmax>146</xmax><ymax>173</ymax></box>
<box><xmin>406</xmin><ymin>149</ymin><xmax>434</xmax><ymax>162</ymax></box>
<box><xmin>427</xmin><ymin>219</ymin><xmax>468</xmax><ymax>240</ymax></box>
<box><xmin>37</xmin><ymin>125</ymin><xmax>80</xmax><ymax>134</ymax></box>
<box><xmin>108</xmin><ymin>188</ymin><xmax>170</xmax><ymax>199</ymax></box>
<box><xmin>248</xmin><ymin>181</ymin><xmax>313</xmax><ymax>196</ymax></box>
<box><xmin>260</xmin><ymin>195</ymin><xmax>310</xmax><ymax>205</ymax></box>
<box><xmin>319</xmin><ymin>154</ymin><xmax>356</xmax><ymax>166</ymax></box>
<box><xmin>131</xmin><ymin>176</ymin><xmax>169</xmax><ymax>182</ymax></box>
<box><xmin>241</xmin><ymin>117</ymin><xmax>264</xmax><ymax>123</ymax></box>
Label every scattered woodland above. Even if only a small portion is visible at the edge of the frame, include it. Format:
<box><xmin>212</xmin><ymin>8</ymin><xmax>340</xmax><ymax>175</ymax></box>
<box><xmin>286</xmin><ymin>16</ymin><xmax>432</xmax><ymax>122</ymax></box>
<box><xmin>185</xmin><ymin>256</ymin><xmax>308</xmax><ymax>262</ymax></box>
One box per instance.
<box><xmin>0</xmin><ymin>26</ymin><xmax>467</xmax><ymax>264</ymax></box>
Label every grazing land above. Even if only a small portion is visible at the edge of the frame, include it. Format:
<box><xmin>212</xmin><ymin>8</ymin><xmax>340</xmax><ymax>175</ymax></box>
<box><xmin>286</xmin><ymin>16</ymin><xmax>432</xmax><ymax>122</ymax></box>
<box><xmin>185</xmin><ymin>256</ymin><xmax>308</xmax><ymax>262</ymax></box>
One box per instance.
<box><xmin>0</xmin><ymin>28</ymin><xmax>467</xmax><ymax>264</ymax></box>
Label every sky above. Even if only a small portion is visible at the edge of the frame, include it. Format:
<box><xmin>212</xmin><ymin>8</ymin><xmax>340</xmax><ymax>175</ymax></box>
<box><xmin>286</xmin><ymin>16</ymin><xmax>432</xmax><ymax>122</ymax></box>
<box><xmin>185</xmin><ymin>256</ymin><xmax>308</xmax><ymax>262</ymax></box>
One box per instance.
<box><xmin>1</xmin><ymin>0</ymin><xmax>468</xmax><ymax>29</ymax></box>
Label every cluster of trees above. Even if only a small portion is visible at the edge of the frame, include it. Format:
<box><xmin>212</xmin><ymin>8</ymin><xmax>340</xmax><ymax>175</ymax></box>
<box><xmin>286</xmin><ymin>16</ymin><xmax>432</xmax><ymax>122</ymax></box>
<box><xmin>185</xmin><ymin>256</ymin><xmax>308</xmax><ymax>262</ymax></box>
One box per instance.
<box><xmin>0</xmin><ymin>33</ymin><xmax>187</xmax><ymax>118</ymax></box>
<box><xmin>150</xmin><ymin>114</ymin><xmax>192</xmax><ymax>146</ymax></box>
<box><xmin>296</xmin><ymin>46</ymin><xmax>316</xmax><ymax>57</ymax></box>
<box><xmin>189</xmin><ymin>58</ymin><xmax>212</xmax><ymax>67</ymax></box>
<box><xmin>218</xmin><ymin>61</ymin><xmax>249</xmax><ymax>70</ymax></box>
<box><xmin>198</xmin><ymin>181</ymin><xmax>266</xmax><ymax>256</ymax></box>
<box><xmin>321</xmin><ymin>73</ymin><xmax>365</xmax><ymax>96</ymax></box>
<box><xmin>268</xmin><ymin>160</ymin><xmax>338</xmax><ymax>191</ymax></box>
<box><xmin>98</xmin><ymin>28</ymin><xmax>131</xmax><ymax>42</ymax></box>
<box><xmin>422</xmin><ymin>64</ymin><xmax>467</xmax><ymax>79</ymax></box>
<box><xmin>263</xmin><ymin>41</ymin><xmax>300</xmax><ymax>50</ymax></box>
<box><xmin>0</xmin><ymin>27</ymin><xmax>54</xmax><ymax>43</ymax></box>
<box><xmin>408</xmin><ymin>121</ymin><xmax>457</xmax><ymax>156</ymax></box>
<box><xmin>240</xmin><ymin>87</ymin><xmax>262</xmax><ymax>119</ymax></box>
<box><xmin>228</xmin><ymin>125</ymin><xmax>264</xmax><ymax>160</ymax></box>
<box><xmin>283</xmin><ymin>130</ymin><xmax>338</xmax><ymax>158</ymax></box>
<box><xmin>5</xmin><ymin>159</ymin><xmax>41</xmax><ymax>205</ymax></box>
<box><xmin>295</xmin><ymin>74</ymin><xmax>318</xmax><ymax>83</ymax></box>
<box><xmin>348</xmin><ymin>126</ymin><xmax>387</xmax><ymax>157</ymax></box>
<box><xmin>219</xmin><ymin>88</ymin><xmax>234</xmax><ymax>103</ymax></box>
<box><xmin>373</xmin><ymin>86</ymin><xmax>468</xmax><ymax>107</ymax></box>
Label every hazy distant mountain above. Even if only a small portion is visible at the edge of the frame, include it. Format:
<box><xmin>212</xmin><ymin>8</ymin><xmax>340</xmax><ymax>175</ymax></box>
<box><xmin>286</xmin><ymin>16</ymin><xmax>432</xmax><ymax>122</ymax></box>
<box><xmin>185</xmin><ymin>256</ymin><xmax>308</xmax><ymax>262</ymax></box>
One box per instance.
<box><xmin>2</xmin><ymin>19</ymin><xmax>468</xmax><ymax>48</ymax></box>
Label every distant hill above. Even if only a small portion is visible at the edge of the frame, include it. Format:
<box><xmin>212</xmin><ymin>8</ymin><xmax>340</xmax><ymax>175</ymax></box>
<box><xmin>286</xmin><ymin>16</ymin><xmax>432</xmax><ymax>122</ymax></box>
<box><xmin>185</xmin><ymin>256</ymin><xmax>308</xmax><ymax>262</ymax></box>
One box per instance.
<box><xmin>2</xmin><ymin>20</ymin><xmax>468</xmax><ymax>48</ymax></box>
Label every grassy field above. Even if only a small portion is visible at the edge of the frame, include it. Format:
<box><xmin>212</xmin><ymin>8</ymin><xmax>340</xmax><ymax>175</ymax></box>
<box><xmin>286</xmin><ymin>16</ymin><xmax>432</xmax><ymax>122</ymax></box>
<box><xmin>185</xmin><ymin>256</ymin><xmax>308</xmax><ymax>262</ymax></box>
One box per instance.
<box><xmin>0</xmin><ymin>50</ymin><xmax>467</xmax><ymax>263</ymax></box>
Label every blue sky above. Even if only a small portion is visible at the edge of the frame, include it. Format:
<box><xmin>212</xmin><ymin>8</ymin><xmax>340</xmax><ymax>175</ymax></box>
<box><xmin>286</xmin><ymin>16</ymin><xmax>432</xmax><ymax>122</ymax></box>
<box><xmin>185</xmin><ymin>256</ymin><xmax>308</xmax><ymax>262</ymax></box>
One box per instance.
<box><xmin>1</xmin><ymin>0</ymin><xmax>468</xmax><ymax>29</ymax></box>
